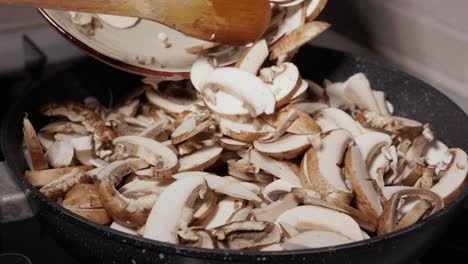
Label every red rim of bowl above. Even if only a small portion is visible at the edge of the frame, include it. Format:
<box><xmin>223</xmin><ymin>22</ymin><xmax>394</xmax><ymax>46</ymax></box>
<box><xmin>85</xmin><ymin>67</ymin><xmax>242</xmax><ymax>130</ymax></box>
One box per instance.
<box><xmin>38</xmin><ymin>8</ymin><xmax>191</xmax><ymax>78</ymax></box>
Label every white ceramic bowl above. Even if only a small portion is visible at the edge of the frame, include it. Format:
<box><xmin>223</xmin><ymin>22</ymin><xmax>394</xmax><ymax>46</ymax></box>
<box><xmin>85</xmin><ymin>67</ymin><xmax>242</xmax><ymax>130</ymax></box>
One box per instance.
<box><xmin>39</xmin><ymin>9</ymin><xmax>288</xmax><ymax>78</ymax></box>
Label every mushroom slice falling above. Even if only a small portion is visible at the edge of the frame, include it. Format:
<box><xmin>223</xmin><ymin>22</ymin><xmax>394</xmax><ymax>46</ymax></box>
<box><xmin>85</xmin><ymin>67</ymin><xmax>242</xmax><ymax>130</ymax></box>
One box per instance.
<box><xmin>23</xmin><ymin>116</ymin><xmax>49</xmax><ymax>170</ymax></box>
<box><xmin>254</xmin><ymin>134</ymin><xmax>310</xmax><ymax>159</ymax></box>
<box><xmin>144</xmin><ymin>81</ymin><xmax>199</xmax><ymax>114</ymax></box>
<box><xmin>25</xmin><ymin>165</ymin><xmax>93</xmax><ymax>187</ymax></box>
<box><xmin>191</xmin><ymin>57</ymin><xmax>216</xmax><ymax>92</ymax></box>
<box><xmin>299</xmin><ymin>129</ymin><xmax>354</xmax><ymax>204</ymax></box>
<box><xmin>282</xmin><ymin>230</ymin><xmax>353</xmax><ymax>250</ymax></box>
<box><xmin>343</xmin><ymin>146</ymin><xmax>383</xmax><ymax>221</ymax></box>
<box><xmin>113</xmin><ymin>136</ymin><xmax>178</xmax><ymax>178</ymax></box>
<box><xmin>178</xmin><ymin>145</ymin><xmax>223</xmax><ymax>172</ymax></box>
<box><xmin>239</xmin><ymin>149</ymin><xmax>302</xmax><ymax>186</ymax></box>
<box><xmin>212</xmin><ymin>221</ymin><xmax>281</xmax><ymax>250</ymax></box>
<box><xmin>261</xmin><ymin>63</ymin><xmax>302</xmax><ymax>108</ymax></box>
<box><xmin>201</xmin><ymin>67</ymin><xmax>276</xmax><ymax>117</ymax></box>
<box><xmin>99</xmin><ymin>160</ymin><xmax>158</xmax><ymax>227</ymax></box>
<box><xmin>144</xmin><ymin>177</ymin><xmax>206</xmax><ymax>243</ymax></box>
<box><xmin>270</xmin><ymin>22</ymin><xmax>331</xmax><ymax>60</ymax></box>
<box><xmin>276</xmin><ymin>205</ymin><xmax>363</xmax><ymax>241</ymax></box>
<box><xmin>235</xmin><ymin>39</ymin><xmax>269</xmax><ymax>75</ymax></box>
<box><xmin>306</xmin><ymin>0</ymin><xmax>329</xmax><ymax>21</ymax></box>
<box><xmin>262</xmin><ymin>104</ymin><xmax>321</xmax><ymax>135</ymax></box>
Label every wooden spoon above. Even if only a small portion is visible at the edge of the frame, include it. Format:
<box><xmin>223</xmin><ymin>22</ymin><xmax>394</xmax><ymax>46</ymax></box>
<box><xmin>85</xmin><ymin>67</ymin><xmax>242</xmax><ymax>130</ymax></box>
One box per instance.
<box><xmin>0</xmin><ymin>0</ymin><xmax>271</xmax><ymax>45</ymax></box>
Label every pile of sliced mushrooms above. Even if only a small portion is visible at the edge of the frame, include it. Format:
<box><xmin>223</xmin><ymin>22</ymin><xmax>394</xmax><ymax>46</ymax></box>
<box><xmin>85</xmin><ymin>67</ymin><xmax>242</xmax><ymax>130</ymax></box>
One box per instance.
<box><xmin>23</xmin><ymin>0</ymin><xmax>467</xmax><ymax>252</ymax></box>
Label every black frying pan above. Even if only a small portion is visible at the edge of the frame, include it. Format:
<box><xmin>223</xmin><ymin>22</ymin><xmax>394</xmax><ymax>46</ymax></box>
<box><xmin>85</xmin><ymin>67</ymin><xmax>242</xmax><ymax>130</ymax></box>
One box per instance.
<box><xmin>2</xmin><ymin>47</ymin><xmax>467</xmax><ymax>264</ymax></box>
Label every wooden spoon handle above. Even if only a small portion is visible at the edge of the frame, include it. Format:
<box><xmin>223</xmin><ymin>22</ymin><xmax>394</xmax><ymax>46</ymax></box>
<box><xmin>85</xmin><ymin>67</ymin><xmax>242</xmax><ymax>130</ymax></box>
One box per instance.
<box><xmin>0</xmin><ymin>0</ymin><xmax>272</xmax><ymax>45</ymax></box>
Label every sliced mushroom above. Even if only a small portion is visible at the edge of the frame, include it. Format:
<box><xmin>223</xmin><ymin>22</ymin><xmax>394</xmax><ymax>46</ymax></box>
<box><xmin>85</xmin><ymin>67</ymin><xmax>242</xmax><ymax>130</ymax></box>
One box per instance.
<box><xmin>113</xmin><ymin>136</ymin><xmax>178</xmax><ymax>178</ymax></box>
<box><xmin>23</xmin><ymin>116</ymin><xmax>49</xmax><ymax>170</ymax></box>
<box><xmin>179</xmin><ymin>228</ymin><xmax>217</xmax><ymax>249</ymax></box>
<box><xmin>270</xmin><ymin>22</ymin><xmax>330</xmax><ymax>60</ymax></box>
<box><xmin>306</xmin><ymin>0</ymin><xmax>328</xmax><ymax>21</ymax></box>
<box><xmin>40</xmin><ymin>102</ymin><xmax>117</xmax><ymax>157</ymax></box>
<box><xmin>315</xmin><ymin>108</ymin><xmax>362</xmax><ymax>136</ymax></box>
<box><xmin>299</xmin><ymin>129</ymin><xmax>354</xmax><ymax>204</ymax></box>
<box><xmin>171</xmin><ymin>116</ymin><xmax>215</xmax><ymax>144</ymax></box>
<box><xmin>191</xmin><ymin>57</ymin><xmax>216</xmax><ymax>92</ymax></box>
<box><xmin>344</xmin><ymin>73</ymin><xmax>380</xmax><ymax>112</ymax></box>
<box><xmin>373</xmin><ymin>90</ymin><xmax>391</xmax><ymax>116</ymax></box>
<box><xmin>239</xmin><ymin>149</ymin><xmax>301</xmax><ymax>186</ymax></box>
<box><xmin>119</xmin><ymin>177</ymin><xmax>173</xmax><ymax>197</ymax></box>
<box><xmin>62</xmin><ymin>183</ymin><xmax>102</xmax><ymax>208</ymax></box>
<box><xmin>235</xmin><ymin>39</ymin><xmax>269</xmax><ymax>75</ymax></box>
<box><xmin>45</xmin><ymin>140</ymin><xmax>75</xmax><ymax>168</ymax></box>
<box><xmin>96</xmin><ymin>158</ymin><xmax>149</xmax><ymax>180</ymax></box>
<box><xmin>218</xmin><ymin>137</ymin><xmax>249</xmax><ymax>151</ymax></box>
<box><xmin>254</xmin><ymin>134</ymin><xmax>310</xmax><ymax>159</ymax></box>
<box><xmin>173</xmin><ymin>172</ymin><xmax>260</xmax><ymax>202</ymax></box>
<box><xmin>294</xmin><ymin>102</ymin><xmax>328</xmax><ymax>115</ymax></box>
<box><xmin>99</xmin><ymin>160</ymin><xmax>158</xmax><ymax>227</ymax></box>
<box><xmin>178</xmin><ymin>145</ymin><xmax>223</xmax><ymax>172</ymax></box>
<box><xmin>422</xmin><ymin>140</ymin><xmax>450</xmax><ymax>166</ymax></box>
<box><xmin>262</xmin><ymin>104</ymin><xmax>321</xmax><ymax>135</ymax></box>
<box><xmin>343</xmin><ymin>146</ymin><xmax>383</xmax><ymax>220</ymax></box>
<box><xmin>355</xmin><ymin>132</ymin><xmax>392</xmax><ymax>165</ymax></box>
<box><xmin>354</xmin><ymin>110</ymin><xmax>423</xmax><ymax>138</ymax></box>
<box><xmin>377</xmin><ymin>188</ymin><xmax>443</xmax><ymax>235</ymax></box>
<box><xmin>40</xmin><ymin>121</ymin><xmax>88</xmax><ymax>135</ymax></box>
<box><xmin>227</xmin><ymin>207</ymin><xmax>253</xmax><ymax>223</ymax></box>
<box><xmin>262</xmin><ymin>63</ymin><xmax>302</xmax><ymax>108</ymax></box>
<box><xmin>263</xmin><ymin>179</ymin><xmax>300</xmax><ymax>202</ymax></box>
<box><xmin>69</xmin><ymin>135</ymin><xmax>94</xmax><ymax>165</ymax></box>
<box><xmin>201</xmin><ymin>67</ymin><xmax>276</xmax><ymax>117</ymax></box>
<box><xmin>430</xmin><ymin>148</ymin><xmax>467</xmax><ymax>203</ymax></box>
<box><xmin>326</xmin><ymin>82</ymin><xmax>352</xmax><ymax>109</ymax></box>
<box><xmin>144</xmin><ymin>177</ymin><xmax>207</xmax><ymax>243</ymax></box>
<box><xmin>97</xmin><ymin>14</ymin><xmax>139</xmax><ymax>29</ymax></box>
<box><xmin>25</xmin><ymin>165</ymin><xmax>93</xmax><ymax>187</ymax></box>
<box><xmin>192</xmin><ymin>190</ymin><xmax>218</xmax><ymax>225</ymax></box>
<box><xmin>282</xmin><ymin>230</ymin><xmax>353</xmax><ymax>250</ymax></box>
<box><xmin>204</xmin><ymin>91</ymin><xmax>250</xmax><ymax>120</ymax></box>
<box><xmin>202</xmin><ymin>197</ymin><xmax>246</xmax><ymax>229</ymax></box>
<box><xmin>145</xmin><ymin>85</ymin><xmax>198</xmax><ymax>114</ymax></box>
<box><xmin>40</xmin><ymin>169</ymin><xmax>92</xmax><ymax>199</ymax></box>
<box><xmin>252</xmin><ymin>193</ymin><xmax>299</xmax><ymax>222</ymax></box>
<box><xmin>212</xmin><ymin>221</ymin><xmax>281</xmax><ymax>250</ymax></box>
<box><xmin>275</xmin><ymin>205</ymin><xmax>363</xmax><ymax>241</ymax></box>
<box><xmin>219</xmin><ymin>118</ymin><xmax>275</xmax><ymax>142</ymax></box>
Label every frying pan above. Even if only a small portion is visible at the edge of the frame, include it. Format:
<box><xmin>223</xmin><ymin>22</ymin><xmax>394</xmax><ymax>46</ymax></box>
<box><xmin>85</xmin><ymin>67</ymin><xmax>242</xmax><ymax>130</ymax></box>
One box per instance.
<box><xmin>1</xmin><ymin>47</ymin><xmax>467</xmax><ymax>264</ymax></box>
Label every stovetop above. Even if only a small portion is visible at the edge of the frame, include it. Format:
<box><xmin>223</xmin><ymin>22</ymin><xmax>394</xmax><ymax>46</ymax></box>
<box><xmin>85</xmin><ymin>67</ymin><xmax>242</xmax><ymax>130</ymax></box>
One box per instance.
<box><xmin>1</xmin><ymin>37</ymin><xmax>467</xmax><ymax>264</ymax></box>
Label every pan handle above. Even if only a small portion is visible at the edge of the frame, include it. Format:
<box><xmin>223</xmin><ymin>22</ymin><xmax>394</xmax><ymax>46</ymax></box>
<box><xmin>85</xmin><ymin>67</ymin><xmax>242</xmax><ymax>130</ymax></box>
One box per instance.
<box><xmin>0</xmin><ymin>161</ymin><xmax>35</xmax><ymax>223</ymax></box>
